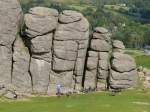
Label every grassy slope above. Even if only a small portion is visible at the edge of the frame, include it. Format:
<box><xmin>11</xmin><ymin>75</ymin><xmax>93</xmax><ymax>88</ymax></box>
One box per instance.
<box><xmin>0</xmin><ymin>90</ymin><xmax>150</xmax><ymax>112</ymax></box>
<box><xmin>125</xmin><ymin>49</ymin><xmax>150</xmax><ymax>69</ymax></box>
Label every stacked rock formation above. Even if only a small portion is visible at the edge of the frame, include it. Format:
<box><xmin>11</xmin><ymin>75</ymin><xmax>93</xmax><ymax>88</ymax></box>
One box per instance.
<box><xmin>0</xmin><ymin>1</ymin><xmax>138</xmax><ymax>96</ymax></box>
<box><xmin>51</xmin><ymin>10</ymin><xmax>89</xmax><ymax>93</ymax></box>
<box><xmin>23</xmin><ymin>7</ymin><xmax>89</xmax><ymax>94</ymax></box>
<box><xmin>24</xmin><ymin>7</ymin><xmax>59</xmax><ymax>94</ymax></box>
<box><xmin>84</xmin><ymin>27</ymin><xmax>112</xmax><ymax>90</ymax></box>
<box><xmin>109</xmin><ymin>40</ymin><xmax>138</xmax><ymax>89</ymax></box>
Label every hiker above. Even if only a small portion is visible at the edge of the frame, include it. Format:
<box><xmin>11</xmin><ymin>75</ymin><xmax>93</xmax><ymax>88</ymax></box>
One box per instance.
<box><xmin>56</xmin><ymin>84</ymin><xmax>62</xmax><ymax>97</ymax></box>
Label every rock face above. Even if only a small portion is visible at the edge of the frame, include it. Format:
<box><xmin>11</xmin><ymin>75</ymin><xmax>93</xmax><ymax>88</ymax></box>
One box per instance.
<box><xmin>0</xmin><ymin>3</ymin><xmax>138</xmax><ymax>96</ymax></box>
<box><xmin>12</xmin><ymin>36</ymin><xmax>32</xmax><ymax>94</ymax></box>
<box><xmin>110</xmin><ymin>42</ymin><xmax>138</xmax><ymax>89</ymax></box>
<box><xmin>84</xmin><ymin>27</ymin><xmax>111</xmax><ymax>90</ymax></box>
<box><xmin>0</xmin><ymin>0</ymin><xmax>22</xmax><ymax>85</ymax></box>
<box><xmin>24</xmin><ymin>7</ymin><xmax>58</xmax><ymax>94</ymax></box>
<box><xmin>52</xmin><ymin>10</ymin><xmax>89</xmax><ymax>92</ymax></box>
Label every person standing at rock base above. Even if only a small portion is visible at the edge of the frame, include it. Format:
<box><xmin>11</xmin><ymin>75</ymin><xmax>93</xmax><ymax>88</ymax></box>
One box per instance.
<box><xmin>56</xmin><ymin>84</ymin><xmax>62</xmax><ymax>97</ymax></box>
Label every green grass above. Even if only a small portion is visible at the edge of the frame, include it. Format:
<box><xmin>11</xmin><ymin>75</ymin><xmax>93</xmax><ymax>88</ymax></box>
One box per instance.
<box><xmin>125</xmin><ymin>49</ymin><xmax>150</xmax><ymax>69</ymax></box>
<box><xmin>135</xmin><ymin>55</ymin><xmax>150</xmax><ymax>68</ymax></box>
<box><xmin>0</xmin><ymin>90</ymin><xmax>150</xmax><ymax>112</ymax></box>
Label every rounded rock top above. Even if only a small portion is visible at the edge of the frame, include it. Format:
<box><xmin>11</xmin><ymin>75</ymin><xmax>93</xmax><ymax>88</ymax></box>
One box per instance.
<box><xmin>59</xmin><ymin>10</ymin><xmax>83</xmax><ymax>23</ymax></box>
<box><xmin>94</xmin><ymin>27</ymin><xmax>109</xmax><ymax>34</ymax></box>
<box><xmin>113</xmin><ymin>40</ymin><xmax>125</xmax><ymax>49</ymax></box>
<box><xmin>29</xmin><ymin>7</ymin><xmax>59</xmax><ymax>17</ymax></box>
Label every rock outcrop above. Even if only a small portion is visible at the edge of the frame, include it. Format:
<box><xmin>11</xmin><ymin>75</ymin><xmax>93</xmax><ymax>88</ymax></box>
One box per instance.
<box><xmin>0</xmin><ymin>3</ymin><xmax>139</xmax><ymax>97</ymax></box>
<box><xmin>24</xmin><ymin>7</ymin><xmax>58</xmax><ymax>94</ymax></box>
<box><xmin>12</xmin><ymin>36</ymin><xmax>32</xmax><ymax>94</ymax></box>
<box><xmin>84</xmin><ymin>27</ymin><xmax>111</xmax><ymax>90</ymax></box>
<box><xmin>0</xmin><ymin>0</ymin><xmax>22</xmax><ymax>86</ymax></box>
<box><xmin>51</xmin><ymin>10</ymin><xmax>89</xmax><ymax>93</ymax></box>
<box><xmin>109</xmin><ymin>41</ymin><xmax>138</xmax><ymax>89</ymax></box>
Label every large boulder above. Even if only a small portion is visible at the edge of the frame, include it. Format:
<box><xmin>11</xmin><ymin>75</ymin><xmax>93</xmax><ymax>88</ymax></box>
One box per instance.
<box><xmin>109</xmin><ymin>70</ymin><xmax>138</xmax><ymax>89</ymax></box>
<box><xmin>0</xmin><ymin>0</ymin><xmax>23</xmax><ymax>85</ymax></box>
<box><xmin>24</xmin><ymin>7</ymin><xmax>58</xmax><ymax>38</ymax></box>
<box><xmin>12</xmin><ymin>37</ymin><xmax>32</xmax><ymax>94</ymax></box>
<box><xmin>91</xmin><ymin>39</ymin><xmax>111</xmax><ymax>52</ymax></box>
<box><xmin>111</xmin><ymin>52</ymin><xmax>136</xmax><ymax>72</ymax></box>
<box><xmin>113</xmin><ymin>40</ymin><xmax>125</xmax><ymax>53</ymax></box>
<box><xmin>113</xmin><ymin>40</ymin><xmax>125</xmax><ymax>49</ymax></box>
<box><xmin>110</xmin><ymin>48</ymin><xmax>138</xmax><ymax>89</ymax></box>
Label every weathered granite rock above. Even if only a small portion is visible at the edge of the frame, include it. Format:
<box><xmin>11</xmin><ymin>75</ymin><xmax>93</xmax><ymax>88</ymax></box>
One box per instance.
<box><xmin>0</xmin><ymin>87</ymin><xmax>6</xmax><ymax>96</ymax></box>
<box><xmin>48</xmin><ymin>71</ymin><xmax>74</xmax><ymax>95</ymax></box>
<box><xmin>30</xmin><ymin>33</ymin><xmax>53</xmax><ymax>63</ymax></box>
<box><xmin>53</xmin><ymin>10</ymin><xmax>89</xmax><ymax>91</ymax></box>
<box><xmin>30</xmin><ymin>58</ymin><xmax>51</xmax><ymax>94</ymax></box>
<box><xmin>84</xmin><ymin>70</ymin><xmax>97</xmax><ymax>89</ymax></box>
<box><xmin>113</xmin><ymin>40</ymin><xmax>125</xmax><ymax>53</ymax></box>
<box><xmin>53</xmin><ymin>41</ymin><xmax>78</xmax><ymax>61</ymax></box>
<box><xmin>0</xmin><ymin>0</ymin><xmax>22</xmax><ymax>46</ymax></box>
<box><xmin>0</xmin><ymin>3</ymin><xmax>139</xmax><ymax>95</ymax></box>
<box><xmin>113</xmin><ymin>40</ymin><xmax>125</xmax><ymax>49</ymax></box>
<box><xmin>24</xmin><ymin>7</ymin><xmax>58</xmax><ymax>94</ymax></box>
<box><xmin>111</xmin><ymin>52</ymin><xmax>136</xmax><ymax>72</ymax></box>
<box><xmin>0</xmin><ymin>0</ymin><xmax>23</xmax><ymax>86</ymax></box>
<box><xmin>53</xmin><ymin>57</ymin><xmax>75</xmax><ymax>71</ymax></box>
<box><xmin>0</xmin><ymin>46</ymin><xmax>12</xmax><ymax>85</ymax></box>
<box><xmin>97</xmin><ymin>51</ymin><xmax>110</xmax><ymax>90</ymax></box>
<box><xmin>87</xmin><ymin>57</ymin><xmax>98</xmax><ymax>70</ymax></box>
<box><xmin>31</xmin><ymin>33</ymin><xmax>53</xmax><ymax>54</ymax></box>
<box><xmin>109</xmin><ymin>70</ymin><xmax>138</xmax><ymax>89</ymax></box>
<box><xmin>95</xmin><ymin>27</ymin><xmax>109</xmax><ymax>34</ymax></box>
<box><xmin>110</xmin><ymin>45</ymin><xmax>137</xmax><ymax>89</ymax></box>
<box><xmin>85</xmin><ymin>27</ymin><xmax>111</xmax><ymax>90</ymax></box>
<box><xmin>91</xmin><ymin>39</ymin><xmax>111</xmax><ymax>52</ymax></box>
<box><xmin>12</xmin><ymin>37</ymin><xmax>32</xmax><ymax>93</ymax></box>
<box><xmin>59</xmin><ymin>10</ymin><xmax>82</xmax><ymax>23</ymax></box>
<box><xmin>24</xmin><ymin>7</ymin><xmax>58</xmax><ymax>38</ymax></box>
